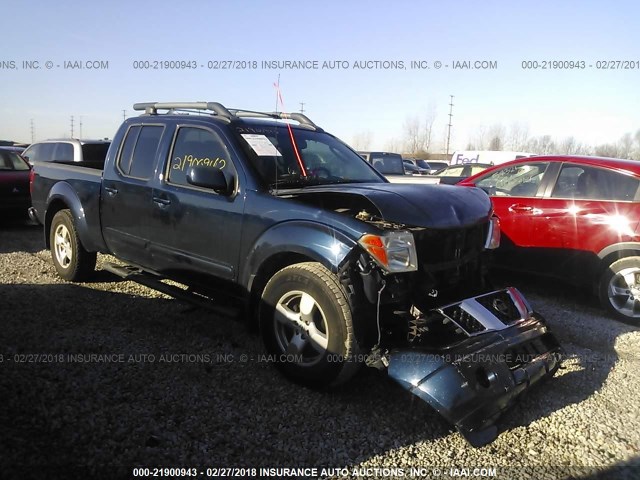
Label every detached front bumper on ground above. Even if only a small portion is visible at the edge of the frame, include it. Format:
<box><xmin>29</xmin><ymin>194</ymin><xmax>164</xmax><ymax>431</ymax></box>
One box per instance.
<box><xmin>386</xmin><ymin>288</ymin><xmax>563</xmax><ymax>447</ymax></box>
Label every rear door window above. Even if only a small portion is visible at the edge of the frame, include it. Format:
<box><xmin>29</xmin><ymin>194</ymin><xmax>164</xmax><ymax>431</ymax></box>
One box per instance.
<box><xmin>53</xmin><ymin>143</ymin><xmax>74</xmax><ymax>162</ymax></box>
<box><xmin>118</xmin><ymin>126</ymin><xmax>164</xmax><ymax>179</ymax></box>
<box><xmin>551</xmin><ymin>164</ymin><xmax>640</xmax><ymax>201</ymax></box>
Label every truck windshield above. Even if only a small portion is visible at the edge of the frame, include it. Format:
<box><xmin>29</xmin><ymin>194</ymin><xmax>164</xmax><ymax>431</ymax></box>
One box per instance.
<box><xmin>235</xmin><ymin>125</ymin><xmax>384</xmax><ymax>188</ymax></box>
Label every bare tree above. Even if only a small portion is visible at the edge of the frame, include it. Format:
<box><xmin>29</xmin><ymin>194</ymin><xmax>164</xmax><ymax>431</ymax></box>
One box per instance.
<box><xmin>422</xmin><ymin>104</ymin><xmax>437</xmax><ymax>153</ymax></box>
<box><xmin>385</xmin><ymin>137</ymin><xmax>402</xmax><ymax>153</ymax></box>
<box><xmin>559</xmin><ymin>136</ymin><xmax>577</xmax><ymax>155</ymax></box>
<box><xmin>507</xmin><ymin>122</ymin><xmax>530</xmax><ymax>151</ymax></box>
<box><xmin>575</xmin><ymin>143</ymin><xmax>593</xmax><ymax>156</ymax></box>
<box><xmin>618</xmin><ymin>132</ymin><xmax>633</xmax><ymax>159</ymax></box>
<box><xmin>488</xmin><ymin>124</ymin><xmax>505</xmax><ymax>151</ymax></box>
<box><xmin>403</xmin><ymin>116</ymin><xmax>422</xmax><ymax>153</ymax></box>
<box><xmin>540</xmin><ymin>135</ymin><xmax>556</xmax><ymax>155</ymax></box>
<box><xmin>633</xmin><ymin>129</ymin><xmax>640</xmax><ymax>160</ymax></box>
<box><xmin>470</xmin><ymin>126</ymin><xmax>488</xmax><ymax>150</ymax></box>
<box><xmin>351</xmin><ymin>130</ymin><xmax>373</xmax><ymax>150</ymax></box>
<box><xmin>594</xmin><ymin>143</ymin><xmax>619</xmax><ymax>158</ymax></box>
<box><xmin>526</xmin><ymin>135</ymin><xmax>556</xmax><ymax>155</ymax></box>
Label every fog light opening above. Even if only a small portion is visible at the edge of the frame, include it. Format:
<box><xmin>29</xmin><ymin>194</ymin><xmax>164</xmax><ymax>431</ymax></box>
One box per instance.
<box><xmin>475</xmin><ymin>367</ymin><xmax>492</xmax><ymax>389</ymax></box>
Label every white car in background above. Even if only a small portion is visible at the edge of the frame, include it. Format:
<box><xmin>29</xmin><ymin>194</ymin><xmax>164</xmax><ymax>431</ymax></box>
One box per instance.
<box><xmin>451</xmin><ymin>150</ymin><xmax>535</xmax><ymax>167</ymax></box>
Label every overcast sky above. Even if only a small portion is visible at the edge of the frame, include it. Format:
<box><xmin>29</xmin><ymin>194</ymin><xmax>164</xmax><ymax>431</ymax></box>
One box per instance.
<box><xmin>1</xmin><ymin>0</ymin><xmax>639</xmax><ymax>151</ymax></box>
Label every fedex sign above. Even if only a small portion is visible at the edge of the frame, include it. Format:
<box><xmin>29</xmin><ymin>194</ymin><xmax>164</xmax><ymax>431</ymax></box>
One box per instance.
<box><xmin>453</xmin><ymin>152</ymin><xmax>480</xmax><ymax>164</ymax></box>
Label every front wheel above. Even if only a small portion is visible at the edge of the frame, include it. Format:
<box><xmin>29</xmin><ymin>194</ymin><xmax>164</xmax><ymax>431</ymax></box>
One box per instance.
<box><xmin>259</xmin><ymin>262</ymin><xmax>360</xmax><ymax>388</ymax></box>
<box><xmin>598</xmin><ymin>256</ymin><xmax>640</xmax><ymax>325</ymax></box>
<box><xmin>49</xmin><ymin>209</ymin><xmax>96</xmax><ymax>282</ymax></box>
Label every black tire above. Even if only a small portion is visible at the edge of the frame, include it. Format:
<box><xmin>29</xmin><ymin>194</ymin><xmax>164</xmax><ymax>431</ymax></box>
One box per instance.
<box><xmin>598</xmin><ymin>256</ymin><xmax>640</xmax><ymax>325</ymax></box>
<box><xmin>259</xmin><ymin>262</ymin><xmax>360</xmax><ymax>388</ymax></box>
<box><xmin>49</xmin><ymin>209</ymin><xmax>96</xmax><ymax>282</ymax></box>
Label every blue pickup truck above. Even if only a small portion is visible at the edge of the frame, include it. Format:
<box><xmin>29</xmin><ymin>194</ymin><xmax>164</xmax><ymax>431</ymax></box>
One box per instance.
<box><xmin>29</xmin><ymin>102</ymin><xmax>561</xmax><ymax>446</ymax></box>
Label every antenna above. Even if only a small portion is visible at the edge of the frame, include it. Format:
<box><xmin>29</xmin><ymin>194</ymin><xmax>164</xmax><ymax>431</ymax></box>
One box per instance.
<box><xmin>274</xmin><ymin>74</ymin><xmax>280</xmax><ymax>114</ymax></box>
<box><xmin>446</xmin><ymin>95</ymin><xmax>454</xmax><ymax>156</ymax></box>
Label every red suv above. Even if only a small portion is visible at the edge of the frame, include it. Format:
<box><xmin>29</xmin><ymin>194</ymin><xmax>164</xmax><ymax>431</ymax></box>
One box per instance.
<box><xmin>459</xmin><ymin>155</ymin><xmax>640</xmax><ymax>324</ymax></box>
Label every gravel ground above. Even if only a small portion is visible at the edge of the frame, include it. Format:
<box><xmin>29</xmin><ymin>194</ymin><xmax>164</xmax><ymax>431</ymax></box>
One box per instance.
<box><xmin>0</xmin><ymin>220</ymin><xmax>639</xmax><ymax>480</ymax></box>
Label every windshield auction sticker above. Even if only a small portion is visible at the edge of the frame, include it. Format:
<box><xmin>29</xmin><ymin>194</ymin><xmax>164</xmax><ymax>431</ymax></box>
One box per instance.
<box><xmin>241</xmin><ymin>134</ymin><xmax>281</xmax><ymax>156</ymax></box>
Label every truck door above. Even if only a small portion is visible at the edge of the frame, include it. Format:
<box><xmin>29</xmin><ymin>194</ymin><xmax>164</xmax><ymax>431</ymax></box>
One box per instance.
<box><xmin>149</xmin><ymin>125</ymin><xmax>245</xmax><ymax>281</ymax></box>
<box><xmin>101</xmin><ymin>124</ymin><xmax>165</xmax><ymax>267</ymax></box>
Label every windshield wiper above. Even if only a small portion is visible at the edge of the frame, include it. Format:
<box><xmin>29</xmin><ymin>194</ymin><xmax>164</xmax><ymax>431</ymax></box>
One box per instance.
<box><xmin>268</xmin><ymin>174</ymin><xmax>322</xmax><ymax>189</ymax></box>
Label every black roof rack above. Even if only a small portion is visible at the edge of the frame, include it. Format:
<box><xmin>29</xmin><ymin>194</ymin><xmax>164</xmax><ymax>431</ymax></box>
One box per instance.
<box><xmin>132</xmin><ymin>102</ymin><xmax>319</xmax><ymax>129</ymax></box>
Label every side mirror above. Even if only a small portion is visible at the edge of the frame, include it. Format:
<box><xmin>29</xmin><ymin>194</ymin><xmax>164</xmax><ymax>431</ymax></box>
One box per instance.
<box><xmin>186</xmin><ymin>166</ymin><xmax>233</xmax><ymax>195</ymax></box>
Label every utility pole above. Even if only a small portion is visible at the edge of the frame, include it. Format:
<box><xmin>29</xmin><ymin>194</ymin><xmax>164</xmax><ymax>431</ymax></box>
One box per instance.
<box><xmin>79</xmin><ymin>116</ymin><xmax>83</xmax><ymax>139</ymax></box>
<box><xmin>70</xmin><ymin>116</ymin><xmax>74</xmax><ymax>138</ymax></box>
<box><xmin>445</xmin><ymin>95</ymin><xmax>454</xmax><ymax>156</ymax></box>
<box><xmin>122</xmin><ymin>110</ymin><xmax>126</xmax><ymax>121</ymax></box>
<box><xmin>30</xmin><ymin>119</ymin><xmax>35</xmax><ymax>143</ymax></box>
<box><xmin>299</xmin><ymin>102</ymin><xmax>305</xmax><ymax>114</ymax></box>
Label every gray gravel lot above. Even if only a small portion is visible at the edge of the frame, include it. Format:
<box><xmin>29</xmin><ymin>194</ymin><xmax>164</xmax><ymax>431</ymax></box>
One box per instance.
<box><xmin>0</xmin><ymin>220</ymin><xmax>639</xmax><ymax>479</ymax></box>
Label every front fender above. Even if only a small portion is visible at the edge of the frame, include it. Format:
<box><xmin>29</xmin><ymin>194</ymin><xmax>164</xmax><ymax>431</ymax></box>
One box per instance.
<box><xmin>241</xmin><ymin>221</ymin><xmax>357</xmax><ymax>291</ymax></box>
<box><xmin>45</xmin><ymin>181</ymin><xmax>106</xmax><ymax>253</ymax></box>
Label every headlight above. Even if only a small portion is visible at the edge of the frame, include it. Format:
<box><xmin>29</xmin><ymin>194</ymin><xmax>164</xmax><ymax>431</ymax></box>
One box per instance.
<box><xmin>358</xmin><ymin>231</ymin><xmax>418</xmax><ymax>273</ymax></box>
<box><xmin>485</xmin><ymin>216</ymin><xmax>501</xmax><ymax>249</ymax></box>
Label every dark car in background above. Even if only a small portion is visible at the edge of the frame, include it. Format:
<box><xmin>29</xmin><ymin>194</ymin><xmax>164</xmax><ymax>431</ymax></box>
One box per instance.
<box><xmin>459</xmin><ymin>156</ymin><xmax>640</xmax><ymax>324</ymax></box>
<box><xmin>0</xmin><ymin>149</ymin><xmax>31</xmax><ymax>218</ymax></box>
<box><xmin>358</xmin><ymin>151</ymin><xmax>405</xmax><ymax>175</ymax></box>
<box><xmin>402</xmin><ymin>159</ymin><xmax>429</xmax><ymax>175</ymax></box>
<box><xmin>0</xmin><ymin>145</ymin><xmax>27</xmax><ymax>155</ymax></box>
<box><xmin>424</xmin><ymin>160</ymin><xmax>449</xmax><ymax>173</ymax></box>
<box><xmin>22</xmin><ymin>139</ymin><xmax>110</xmax><ymax>169</ymax></box>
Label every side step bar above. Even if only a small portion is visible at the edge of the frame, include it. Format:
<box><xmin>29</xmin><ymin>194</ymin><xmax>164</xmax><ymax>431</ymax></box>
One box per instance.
<box><xmin>102</xmin><ymin>262</ymin><xmax>240</xmax><ymax>319</ymax></box>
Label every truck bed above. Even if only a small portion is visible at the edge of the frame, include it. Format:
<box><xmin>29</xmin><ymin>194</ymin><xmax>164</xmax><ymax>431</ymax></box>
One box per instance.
<box><xmin>30</xmin><ymin>161</ymin><xmax>105</xmax><ymax>252</ymax></box>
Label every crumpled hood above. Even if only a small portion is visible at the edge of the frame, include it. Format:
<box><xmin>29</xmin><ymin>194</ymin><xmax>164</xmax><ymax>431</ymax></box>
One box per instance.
<box><xmin>290</xmin><ymin>183</ymin><xmax>492</xmax><ymax>228</ymax></box>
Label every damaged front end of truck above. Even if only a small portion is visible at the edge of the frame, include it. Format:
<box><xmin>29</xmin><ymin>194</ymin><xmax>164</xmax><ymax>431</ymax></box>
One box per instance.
<box><xmin>301</xmin><ymin>185</ymin><xmax>564</xmax><ymax>447</ymax></box>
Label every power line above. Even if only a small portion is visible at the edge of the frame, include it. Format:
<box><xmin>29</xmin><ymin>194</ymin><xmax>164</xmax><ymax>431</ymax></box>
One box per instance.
<box><xmin>446</xmin><ymin>95</ymin><xmax>454</xmax><ymax>156</ymax></box>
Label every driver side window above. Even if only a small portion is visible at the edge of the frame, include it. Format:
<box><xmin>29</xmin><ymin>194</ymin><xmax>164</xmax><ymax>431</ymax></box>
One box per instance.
<box><xmin>167</xmin><ymin>126</ymin><xmax>233</xmax><ymax>188</ymax></box>
<box><xmin>476</xmin><ymin>162</ymin><xmax>549</xmax><ymax>197</ymax></box>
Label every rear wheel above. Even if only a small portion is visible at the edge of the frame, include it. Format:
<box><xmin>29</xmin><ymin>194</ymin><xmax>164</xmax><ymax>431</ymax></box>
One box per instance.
<box><xmin>259</xmin><ymin>262</ymin><xmax>360</xmax><ymax>388</ymax></box>
<box><xmin>598</xmin><ymin>257</ymin><xmax>640</xmax><ymax>325</ymax></box>
<box><xmin>50</xmin><ymin>209</ymin><xmax>96</xmax><ymax>282</ymax></box>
